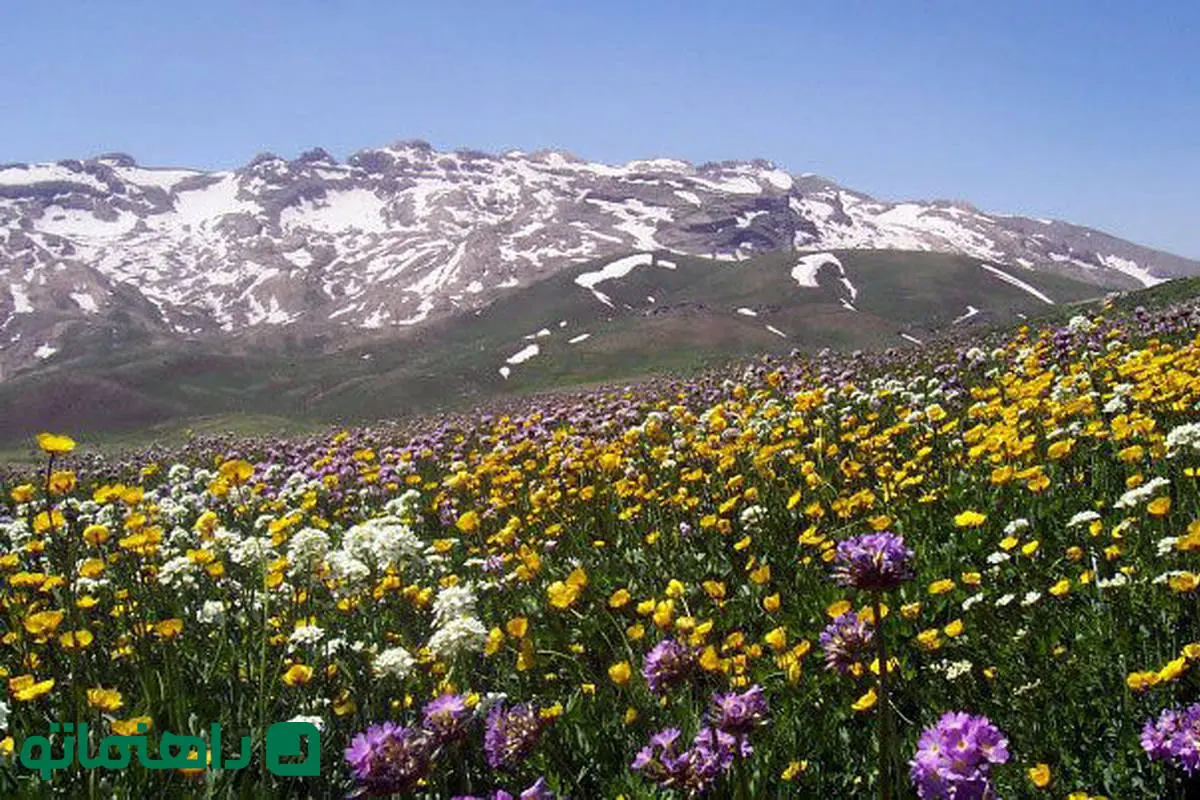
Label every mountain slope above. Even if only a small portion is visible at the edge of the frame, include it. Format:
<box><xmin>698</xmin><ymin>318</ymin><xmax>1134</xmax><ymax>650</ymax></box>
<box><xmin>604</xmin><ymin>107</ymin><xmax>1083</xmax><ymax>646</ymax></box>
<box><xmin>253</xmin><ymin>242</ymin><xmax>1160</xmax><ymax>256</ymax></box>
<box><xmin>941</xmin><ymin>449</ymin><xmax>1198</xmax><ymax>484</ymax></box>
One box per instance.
<box><xmin>2</xmin><ymin>141</ymin><xmax>1197</xmax><ymax>380</ymax></box>
<box><xmin>0</xmin><ymin>248</ymin><xmax>1110</xmax><ymax>441</ymax></box>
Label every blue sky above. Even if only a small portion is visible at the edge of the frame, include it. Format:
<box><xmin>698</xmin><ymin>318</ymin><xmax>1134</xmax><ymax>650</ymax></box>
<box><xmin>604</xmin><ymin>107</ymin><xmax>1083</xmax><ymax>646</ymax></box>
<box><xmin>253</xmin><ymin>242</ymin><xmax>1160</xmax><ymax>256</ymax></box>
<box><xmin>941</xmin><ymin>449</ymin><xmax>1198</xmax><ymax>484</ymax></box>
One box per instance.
<box><xmin>1</xmin><ymin>1</ymin><xmax>1196</xmax><ymax>256</ymax></box>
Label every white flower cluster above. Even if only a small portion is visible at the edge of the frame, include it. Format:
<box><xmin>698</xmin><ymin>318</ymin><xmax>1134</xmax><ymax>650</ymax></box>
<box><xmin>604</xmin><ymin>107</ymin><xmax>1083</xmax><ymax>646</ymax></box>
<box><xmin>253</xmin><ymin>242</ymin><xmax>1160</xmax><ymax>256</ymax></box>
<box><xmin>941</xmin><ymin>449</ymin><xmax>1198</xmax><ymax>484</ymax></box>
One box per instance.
<box><xmin>1067</xmin><ymin>510</ymin><xmax>1101</xmax><ymax>528</ymax></box>
<box><xmin>1165</xmin><ymin>423</ymin><xmax>1200</xmax><ymax>457</ymax></box>
<box><xmin>426</xmin><ymin>584</ymin><xmax>488</xmax><ymax>660</ymax></box>
<box><xmin>1113</xmin><ymin>476</ymin><xmax>1170</xmax><ymax>509</ymax></box>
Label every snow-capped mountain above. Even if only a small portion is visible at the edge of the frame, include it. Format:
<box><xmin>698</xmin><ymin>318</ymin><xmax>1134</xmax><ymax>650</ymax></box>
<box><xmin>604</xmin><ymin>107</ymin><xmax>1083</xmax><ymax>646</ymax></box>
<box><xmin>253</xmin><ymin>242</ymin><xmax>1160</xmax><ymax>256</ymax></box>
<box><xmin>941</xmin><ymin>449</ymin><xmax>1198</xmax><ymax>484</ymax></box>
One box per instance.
<box><xmin>1</xmin><ymin>139</ymin><xmax>1196</xmax><ymax>378</ymax></box>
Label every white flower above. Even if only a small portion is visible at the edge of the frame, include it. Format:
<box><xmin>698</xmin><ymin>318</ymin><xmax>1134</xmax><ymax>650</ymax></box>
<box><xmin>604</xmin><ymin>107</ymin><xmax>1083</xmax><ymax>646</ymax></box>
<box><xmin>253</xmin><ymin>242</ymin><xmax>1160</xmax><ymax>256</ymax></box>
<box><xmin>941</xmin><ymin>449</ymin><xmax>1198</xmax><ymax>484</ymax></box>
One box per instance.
<box><xmin>739</xmin><ymin>505</ymin><xmax>766</xmax><ymax>530</ymax></box>
<box><xmin>197</xmin><ymin>600</ymin><xmax>225</xmax><ymax>626</ymax></box>
<box><xmin>373</xmin><ymin>646</ymin><xmax>416</xmax><ymax>679</ymax></box>
<box><xmin>431</xmin><ymin>584</ymin><xmax>478</xmax><ymax>628</ymax></box>
<box><xmin>427</xmin><ymin>616</ymin><xmax>489</xmax><ymax>660</ymax></box>
<box><xmin>1114</xmin><ymin>477</ymin><xmax>1170</xmax><ymax>509</ymax></box>
<box><xmin>157</xmin><ymin>555</ymin><xmax>198</xmax><ymax>589</ymax></box>
<box><xmin>289</xmin><ymin>624</ymin><xmax>326</xmax><ymax>648</ymax></box>
<box><xmin>1157</xmin><ymin>537</ymin><xmax>1180</xmax><ymax>556</ymax></box>
<box><xmin>287</xmin><ymin>528</ymin><xmax>331</xmax><ymax>572</ymax></box>
<box><xmin>1066</xmin><ymin>315</ymin><xmax>1094</xmax><ymax>334</ymax></box>
<box><xmin>962</xmin><ymin>594</ymin><xmax>985</xmax><ymax>612</ymax></box>
<box><xmin>1003</xmin><ymin>518</ymin><xmax>1030</xmax><ymax>536</ymax></box>
<box><xmin>326</xmin><ymin>551</ymin><xmax>370</xmax><ymax>589</ymax></box>
<box><xmin>1021</xmin><ymin>591</ymin><xmax>1042</xmax><ymax>607</ymax></box>
<box><xmin>286</xmin><ymin>714</ymin><xmax>326</xmax><ymax>732</ymax></box>
<box><xmin>0</xmin><ymin>698</ymin><xmax>9</xmax><ymax>730</ymax></box>
<box><xmin>1096</xmin><ymin>573</ymin><xmax>1129</xmax><ymax>590</ymax></box>
<box><xmin>230</xmin><ymin>536</ymin><xmax>274</xmax><ymax>568</ymax></box>
<box><xmin>995</xmin><ymin>593</ymin><xmax>1015</xmax><ymax>607</ymax></box>
<box><xmin>944</xmin><ymin>660</ymin><xmax>973</xmax><ymax>681</ymax></box>
<box><xmin>986</xmin><ymin>552</ymin><xmax>1011</xmax><ymax>565</ymax></box>
<box><xmin>1067</xmin><ymin>511</ymin><xmax>1101</xmax><ymax>528</ymax></box>
<box><xmin>1166</xmin><ymin>423</ymin><xmax>1200</xmax><ymax>456</ymax></box>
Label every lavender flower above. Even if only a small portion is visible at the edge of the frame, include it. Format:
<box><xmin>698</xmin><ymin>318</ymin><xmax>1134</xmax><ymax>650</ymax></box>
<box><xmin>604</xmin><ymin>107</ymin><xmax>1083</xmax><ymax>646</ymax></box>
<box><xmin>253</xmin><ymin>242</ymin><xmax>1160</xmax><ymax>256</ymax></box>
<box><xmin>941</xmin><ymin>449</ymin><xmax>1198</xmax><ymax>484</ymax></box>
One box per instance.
<box><xmin>819</xmin><ymin>611</ymin><xmax>874</xmax><ymax>675</ymax></box>
<box><xmin>642</xmin><ymin>638</ymin><xmax>696</xmax><ymax>694</ymax></box>
<box><xmin>709</xmin><ymin>685</ymin><xmax>769</xmax><ymax>737</ymax></box>
<box><xmin>909</xmin><ymin>712</ymin><xmax>1009</xmax><ymax>800</ymax></box>
<box><xmin>344</xmin><ymin>722</ymin><xmax>434</xmax><ymax>796</ymax></box>
<box><xmin>423</xmin><ymin>693</ymin><xmax>471</xmax><ymax>745</ymax></box>
<box><xmin>452</xmin><ymin>777</ymin><xmax>561</xmax><ymax>800</ymax></box>
<box><xmin>484</xmin><ymin>702</ymin><xmax>549</xmax><ymax>770</ymax></box>
<box><xmin>1142</xmin><ymin>703</ymin><xmax>1200</xmax><ymax>774</ymax></box>
<box><xmin>631</xmin><ymin>726</ymin><xmax>743</xmax><ymax>795</ymax></box>
<box><xmin>833</xmin><ymin>532</ymin><xmax>915</xmax><ymax>591</ymax></box>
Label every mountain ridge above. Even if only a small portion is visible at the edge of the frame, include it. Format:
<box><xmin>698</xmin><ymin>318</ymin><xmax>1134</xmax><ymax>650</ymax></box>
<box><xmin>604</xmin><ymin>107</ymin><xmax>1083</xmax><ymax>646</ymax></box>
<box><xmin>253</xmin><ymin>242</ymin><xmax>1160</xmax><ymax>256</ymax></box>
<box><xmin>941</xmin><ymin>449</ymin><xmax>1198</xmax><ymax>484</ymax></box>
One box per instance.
<box><xmin>1</xmin><ymin>138</ymin><xmax>1198</xmax><ymax>382</ymax></box>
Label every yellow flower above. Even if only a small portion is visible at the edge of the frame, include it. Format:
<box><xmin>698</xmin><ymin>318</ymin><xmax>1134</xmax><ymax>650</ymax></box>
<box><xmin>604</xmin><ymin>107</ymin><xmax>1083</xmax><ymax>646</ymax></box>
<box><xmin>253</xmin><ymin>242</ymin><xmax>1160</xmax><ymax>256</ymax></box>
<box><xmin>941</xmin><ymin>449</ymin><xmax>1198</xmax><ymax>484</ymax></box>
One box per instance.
<box><xmin>1021</xmin><ymin>540</ymin><xmax>1040</xmax><ymax>557</ymax></box>
<box><xmin>282</xmin><ymin>664</ymin><xmax>314</xmax><ymax>687</ymax></box>
<box><xmin>999</xmin><ymin>536</ymin><xmax>1019</xmax><ymax>552</ymax></box>
<box><xmin>505</xmin><ymin>617</ymin><xmax>529</xmax><ymax>638</ymax></box>
<box><xmin>36</xmin><ymin>432</ymin><xmax>76</xmax><ymax>455</ymax></box>
<box><xmin>59</xmin><ymin>630</ymin><xmax>94</xmax><ymax>651</ymax></box>
<box><xmin>9</xmin><ymin>674</ymin><xmax>55</xmax><ymax>702</ymax></box>
<box><xmin>9</xmin><ymin>484</ymin><xmax>35</xmax><ymax>503</ymax></box>
<box><xmin>608</xmin><ymin>661</ymin><xmax>632</xmax><ymax>685</ymax></box>
<box><xmin>901</xmin><ymin>602</ymin><xmax>922</xmax><ymax>621</ymax></box>
<box><xmin>1158</xmin><ymin>657</ymin><xmax>1188</xmax><ymax>683</ymax></box>
<box><xmin>762</xmin><ymin>593</ymin><xmax>781</xmax><ymax>612</ymax></box>
<box><xmin>928</xmin><ymin>579</ymin><xmax>955</xmax><ymax>595</ymax></box>
<box><xmin>764</xmin><ymin>626</ymin><xmax>788</xmax><ymax>652</ymax></box>
<box><xmin>852</xmin><ymin>688</ymin><xmax>877</xmax><ymax>712</ymax></box>
<box><xmin>1169</xmin><ymin>573</ymin><xmax>1198</xmax><ymax>593</ymax></box>
<box><xmin>1028</xmin><ymin>763</ymin><xmax>1052</xmax><ymax>788</ymax></box>
<box><xmin>781</xmin><ymin>760</ymin><xmax>809</xmax><ymax>781</ymax></box>
<box><xmin>111</xmin><ymin>714</ymin><xmax>152</xmax><ymax>734</ymax></box>
<box><xmin>943</xmin><ymin>619</ymin><xmax>964</xmax><ymax>638</ymax></box>
<box><xmin>954</xmin><ymin>510</ymin><xmax>987</xmax><ymax>528</ymax></box>
<box><xmin>1049</xmin><ymin>579</ymin><xmax>1071</xmax><ymax>597</ymax></box>
<box><xmin>24</xmin><ymin>610</ymin><xmax>65</xmax><ymax>638</ymax></box>
<box><xmin>48</xmin><ymin>470</ymin><xmax>76</xmax><ymax>495</ymax></box>
<box><xmin>1148</xmin><ymin>497</ymin><xmax>1172</xmax><ymax>517</ymax></box>
<box><xmin>217</xmin><ymin>459</ymin><xmax>255</xmax><ymax>486</ymax></box>
<box><xmin>665</xmin><ymin>579</ymin><xmax>685</xmax><ymax>598</ymax></box>
<box><xmin>547</xmin><ymin>580</ymin><xmax>582</xmax><ymax>609</ymax></box>
<box><xmin>87</xmin><ymin>687</ymin><xmax>124</xmax><ymax>712</ymax></box>
<box><xmin>609</xmin><ymin>588</ymin><xmax>632</xmax><ymax>608</ymax></box>
<box><xmin>827</xmin><ymin>599</ymin><xmax>852</xmax><ymax>618</ymax></box>
<box><xmin>961</xmin><ymin>572</ymin><xmax>982</xmax><ymax>587</ymax></box>
<box><xmin>455</xmin><ymin>510</ymin><xmax>480</xmax><ymax>534</ymax></box>
<box><xmin>153</xmin><ymin>619</ymin><xmax>184</xmax><ymax>639</ymax></box>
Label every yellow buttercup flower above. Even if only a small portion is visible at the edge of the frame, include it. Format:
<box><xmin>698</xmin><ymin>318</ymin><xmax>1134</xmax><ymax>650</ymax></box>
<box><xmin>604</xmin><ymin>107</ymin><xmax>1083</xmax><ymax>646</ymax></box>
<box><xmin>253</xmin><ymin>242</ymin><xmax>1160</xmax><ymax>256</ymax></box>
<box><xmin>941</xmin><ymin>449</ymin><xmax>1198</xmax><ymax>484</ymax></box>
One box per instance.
<box><xmin>852</xmin><ymin>688</ymin><xmax>877</xmax><ymax>712</ymax></box>
<box><xmin>608</xmin><ymin>661</ymin><xmax>632</xmax><ymax>685</ymax></box>
<box><xmin>36</xmin><ymin>432</ymin><xmax>76</xmax><ymax>455</ymax></box>
<box><xmin>954</xmin><ymin>510</ymin><xmax>987</xmax><ymax>528</ymax></box>
<box><xmin>281</xmin><ymin>664</ymin><xmax>314</xmax><ymax>687</ymax></box>
<box><xmin>87</xmin><ymin>687</ymin><xmax>124</xmax><ymax>712</ymax></box>
<box><xmin>1028</xmin><ymin>763</ymin><xmax>1052</xmax><ymax>788</ymax></box>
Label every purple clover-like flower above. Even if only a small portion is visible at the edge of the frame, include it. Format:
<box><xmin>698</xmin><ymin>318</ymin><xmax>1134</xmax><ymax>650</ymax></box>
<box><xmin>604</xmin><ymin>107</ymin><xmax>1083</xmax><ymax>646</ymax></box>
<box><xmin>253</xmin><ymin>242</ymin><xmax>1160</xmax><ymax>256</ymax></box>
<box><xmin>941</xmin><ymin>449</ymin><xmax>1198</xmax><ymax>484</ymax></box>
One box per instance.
<box><xmin>631</xmin><ymin>726</ymin><xmax>744</xmax><ymax>795</ymax></box>
<box><xmin>344</xmin><ymin>721</ymin><xmax>434</xmax><ymax>797</ymax></box>
<box><xmin>484</xmin><ymin>702</ymin><xmax>549</xmax><ymax>770</ymax></box>
<box><xmin>642</xmin><ymin>638</ymin><xmax>696</xmax><ymax>694</ymax></box>
<box><xmin>1142</xmin><ymin>702</ymin><xmax>1200</xmax><ymax>774</ymax></box>
<box><xmin>819</xmin><ymin>611</ymin><xmax>874</xmax><ymax>675</ymax></box>
<box><xmin>423</xmin><ymin>693</ymin><xmax>471</xmax><ymax>745</ymax></box>
<box><xmin>709</xmin><ymin>685</ymin><xmax>769</xmax><ymax>737</ymax></box>
<box><xmin>909</xmin><ymin>712</ymin><xmax>1009</xmax><ymax>800</ymax></box>
<box><xmin>451</xmin><ymin>776</ymin><xmax>562</xmax><ymax>800</ymax></box>
<box><xmin>832</xmin><ymin>532</ymin><xmax>915</xmax><ymax>591</ymax></box>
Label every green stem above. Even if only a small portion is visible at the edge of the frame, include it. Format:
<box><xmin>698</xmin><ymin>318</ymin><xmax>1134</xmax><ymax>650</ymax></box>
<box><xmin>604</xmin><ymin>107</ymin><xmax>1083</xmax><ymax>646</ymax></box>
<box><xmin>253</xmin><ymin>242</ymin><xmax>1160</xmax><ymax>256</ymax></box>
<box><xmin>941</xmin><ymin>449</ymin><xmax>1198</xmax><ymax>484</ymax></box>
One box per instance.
<box><xmin>873</xmin><ymin>592</ymin><xmax>895</xmax><ymax>800</ymax></box>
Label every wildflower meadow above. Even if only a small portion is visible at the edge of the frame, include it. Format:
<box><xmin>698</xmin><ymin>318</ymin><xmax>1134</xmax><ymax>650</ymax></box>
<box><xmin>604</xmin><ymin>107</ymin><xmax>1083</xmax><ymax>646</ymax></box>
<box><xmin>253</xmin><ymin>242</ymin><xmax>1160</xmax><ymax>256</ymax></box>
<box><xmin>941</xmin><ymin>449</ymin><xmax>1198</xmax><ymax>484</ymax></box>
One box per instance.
<box><xmin>1</xmin><ymin>293</ymin><xmax>1199</xmax><ymax>798</ymax></box>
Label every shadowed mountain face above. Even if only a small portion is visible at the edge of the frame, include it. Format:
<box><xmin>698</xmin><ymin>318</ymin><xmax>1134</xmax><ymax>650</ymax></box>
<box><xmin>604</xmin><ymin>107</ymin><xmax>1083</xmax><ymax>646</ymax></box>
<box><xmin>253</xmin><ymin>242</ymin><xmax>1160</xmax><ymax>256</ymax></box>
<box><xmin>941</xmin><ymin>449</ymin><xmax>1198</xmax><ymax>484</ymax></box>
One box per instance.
<box><xmin>0</xmin><ymin>243</ymin><xmax>1142</xmax><ymax>444</ymax></box>
<box><xmin>1</xmin><ymin>140</ymin><xmax>1197</xmax><ymax>382</ymax></box>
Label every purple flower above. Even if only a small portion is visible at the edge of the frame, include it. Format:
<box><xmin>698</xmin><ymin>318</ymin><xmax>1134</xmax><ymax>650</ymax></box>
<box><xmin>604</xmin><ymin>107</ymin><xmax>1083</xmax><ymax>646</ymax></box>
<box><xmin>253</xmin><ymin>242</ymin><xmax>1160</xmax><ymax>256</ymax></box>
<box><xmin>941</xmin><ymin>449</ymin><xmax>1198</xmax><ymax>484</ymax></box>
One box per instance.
<box><xmin>484</xmin><ymin>702</ymin><xmax>549</xmax><ymax>770</ymax></box>
<box><xmin>819</xmin><ymin>611</ymin><xmax>874</xmax><ymax>675</ymax></box>
<box><xmin>1142</xmin><ymin>702</ymin><xmax>1200</xmax><ymax>774</ymax></box>
<box><xmin>642</xmin><ymin>639</ymin><xmax>696</xmax><ymax>694</ymax></box>
<box><xmin>709</xmin><ymin>685</ymin><xmax>769</xmax><ymax>736</ymax></box>
<box><xmin>631</xmin><ymin>726</ymin><xmax>742</xmax><ymax>795</ymax></box>
<box><xmin>423</xmin><ymin>693</ymin><xmax>471</xmax><ymax>745</ymax></box>
<box><xmin>909</xmin><ymin>712</ymin><xmax>1009</xmax><ymax>800</ymax></box>
<box><xmin>344</xmin><ymin>722</ymin><xmax>434</xmax><ymax>796</ymax></box>
<box><xmin>832</xmin><ymin>532</ymin><xmax>915</xmax><ymax>591</ymax></box>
